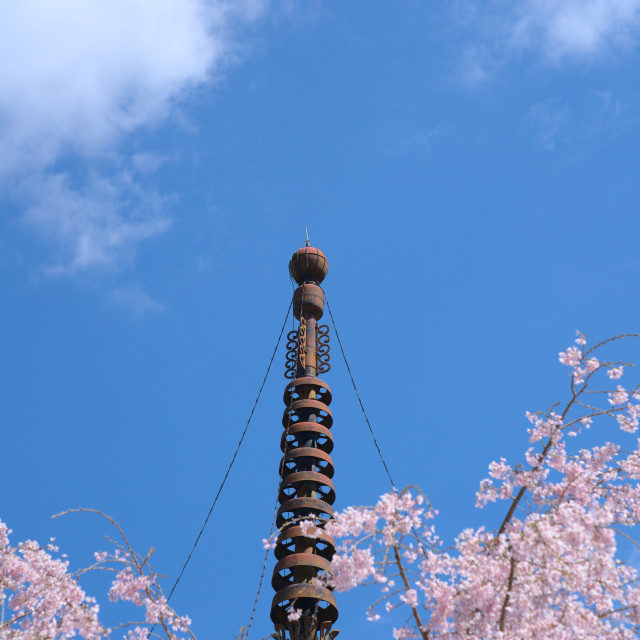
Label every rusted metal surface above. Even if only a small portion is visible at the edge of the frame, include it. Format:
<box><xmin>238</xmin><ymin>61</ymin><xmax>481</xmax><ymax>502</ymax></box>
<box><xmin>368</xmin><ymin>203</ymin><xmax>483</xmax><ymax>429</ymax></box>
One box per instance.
<box><xmin>289</xmin><ymin>247</ymin><xmax>328</xmax><ymax>285</ymax></box>
<box><xmin>280</xmin><ymin>447</ymin><xmax>335</xmax><ymax>479</ymax></box>
<box><xmin>298</xmin><ymin>318</ymin><xmax>307</xmax><ymax>370</ymax></box>
<box><xmin>272</xmin><ymin>618</ymin><xmax>339</xmax><ymax>640</ymax></box>
<box><xmin>284</xmin><ymin>378</ymin><xmax>332</xmax><ymax>406</ymax></box>
<box><xmin>293</xmin><ymin>284</ymin><xmax>325</xmax><ymax>320</ymax></box>
<box><xmin>282</xmin><ymin>399</ymin><xmax>333</xmax><ymax>429</ymax></box>
<box><xmin>274</xmin><ymin>525</ymin><xmax>336</xmax><ymax>561</ymax></box>
<box><xmin>278</xmin><ymin>471</ymin><xmax>336</xmax><ymax>505</ymax></box>
<box><xmin>280</xmin><ymin>424</ymin><xmax>334</xmax><ymax>455</ymax></box>
<box><xmin>271</xmin><ymin>583</ymin><xmax>338</xmax><ymax>624</ymax></box>
<box><xmin>276</xmin><ymin>497</ymin><xmax>336</xmax><ymax>529</ymax></box>
<box><xmin>272</xmin><ymin>554</ymin><xmax>332</xmax><ymax>591</ymax></box>
<box><xmin>317</xmin><ymin>325</ymin><xmax>331</xmax><ymax>374</ymax></box>
<box><xmin>284</xmin><ymin>323</ymin><xmax>332</xmax><ymax>381</ymax></box>
<box><xmin>270</xmin><ymin>245</ymin><xmax>339</xmax><ymax>639</ymax></box>
<box><xmin>285</xmin><ymin>331</ymin><xmax>299</xmax><ymax>379</ymax></box>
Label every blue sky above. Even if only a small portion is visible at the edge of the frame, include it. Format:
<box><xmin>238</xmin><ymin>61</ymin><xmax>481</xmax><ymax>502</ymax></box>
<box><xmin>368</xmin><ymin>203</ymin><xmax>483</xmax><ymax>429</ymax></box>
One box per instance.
<box><xmin>2</xmin><ymin>1</ymin><xmax>640</xmax><ymax>638</ymax></box>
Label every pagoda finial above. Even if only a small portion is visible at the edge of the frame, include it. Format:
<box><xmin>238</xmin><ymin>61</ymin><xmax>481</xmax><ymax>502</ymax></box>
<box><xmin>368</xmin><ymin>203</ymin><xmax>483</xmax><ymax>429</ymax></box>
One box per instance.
<box><xmin>271</xmin><ymin>244</ymin><xmax>338</xmax><ymax>640</ymax></box>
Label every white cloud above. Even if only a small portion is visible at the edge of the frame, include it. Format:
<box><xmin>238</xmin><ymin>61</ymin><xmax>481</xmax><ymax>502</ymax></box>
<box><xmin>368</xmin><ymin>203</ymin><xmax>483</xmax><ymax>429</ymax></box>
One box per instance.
<box><xmin>593</xmin><ymin>90</ymin><xmax>625</xmax><ymax>133</ymax></box>
<box><xmin>131</xmin><ymin>153</ymin><xmax>170</xmax><ymax>175</ymax></box>
<box><xmin>455</xmin><ymin>0</ymin><xmax>640</xmax><ymax>84</ymax></box>
<box><xmin>511</xmin><ymin>0</ymin><xmax>640</xmax><ymax>62</ymax></box>
<box><xmin>109</xmin><ymin>285</ymin><xmax>166</xmax><ymax>317</ymax></box>
<box><xmin>0</xmin><ymin>0</ymin><xmax>266</xmax><ymax>273</ymax></box>
<box><xmin>23</xmin><ymin>170</ymin><xmax>171</xmax><ymax>275</ymax></box>
<box><xmin>458</xmin><ymin>46</ymin><xmax>491</xmax><ymax>87</ymax></box>
<box><xmin>527</xmin><ymin>98</ymin><xmax>570</xmax><ymax>150</ymax></box>
<box><xmin>404</xmin><ymin>127</ymin><xmax>444</xmax><ymax>151</ymax></box>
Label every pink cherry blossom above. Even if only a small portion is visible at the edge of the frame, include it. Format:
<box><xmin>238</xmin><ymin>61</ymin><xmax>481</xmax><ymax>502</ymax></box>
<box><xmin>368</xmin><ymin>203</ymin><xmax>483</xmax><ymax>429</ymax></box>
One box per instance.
<box><xmin>328</xmin><ymin>548</ymin><xmax>377</xmax><ymax>592</ymax></box>
<box><xmin>299</xmin><ymin>519</ymin><xmax>320</xmax><ymax>538</ymax></box>
<box><xmin>392</xmin><ymin>627</ymin><xmax>419</xmax><ymax>639</ymax></box>
<box><xmin>608</xmin><ymin>366</ymin><xmax>624</xmax><ymax>380</ymax></box>
<box><xmin>109</xmin><ymin>567</ymin><xmax>151</xmax><ymax>606</ymax></box>
<box><xmin>262</xmin><ymin>536</ymin><xmax>277</xmax><ymax>550</ymax></box>
<box><xmin>585</xmin><ymin>357</ymin><xmax>600</xmax><ymax>373</ymax></box>
<box><xmin>0</xmin><ymin>510</ymin><xmax>194</xmax><ymax>640</ymax></box>
<box><xmin>287</xmin><ymin>608</ymin><xmax>302</xmax><ymax>622</ymax></box>
<box><xmin>326</xmin><ymin>333</ymin><xmax>640</xmax><ymax>640</ymax></box>
<box><xmin>558</xmin><ymin>345</ymin><xmax>581</xmax><ymax>366</ymax></box>
<box><xmin>609</xmin><ymin>385</ymin><xmax>629</xmax><ymax>406</ymax></box>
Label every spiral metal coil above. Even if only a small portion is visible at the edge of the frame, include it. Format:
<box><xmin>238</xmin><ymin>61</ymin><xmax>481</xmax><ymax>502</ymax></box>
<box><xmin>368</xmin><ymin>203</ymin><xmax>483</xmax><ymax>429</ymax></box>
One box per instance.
<box><xmin>284</xmin><ymin>324</ymin><xmax>331</xmax><ymax>379</ymax></box>
<box><xmin>317</xmin><ymin>325</ymin><xmax>331</xmax><ymax>374</ymax></box>
<box><xmin>285</xmin><ymin>331</ymin><xmax>299</xmax><ymax>379</ymax></box>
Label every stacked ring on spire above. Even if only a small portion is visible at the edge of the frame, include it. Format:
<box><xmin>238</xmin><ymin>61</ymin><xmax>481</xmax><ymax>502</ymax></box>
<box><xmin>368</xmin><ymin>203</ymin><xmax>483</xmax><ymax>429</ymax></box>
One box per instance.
<box><xmin>270</xmin><ymin>376</ymin><xmax>338</xmax><ymax>627</ymax></box>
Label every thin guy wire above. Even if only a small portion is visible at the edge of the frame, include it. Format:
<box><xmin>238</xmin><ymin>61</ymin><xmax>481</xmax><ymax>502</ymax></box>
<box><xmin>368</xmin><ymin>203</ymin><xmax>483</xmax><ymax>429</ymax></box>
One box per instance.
<box><xmin>243</xmin><ymin>281</ymin><xmax>298</xmax><ymax>639</ymax></box>
<box><xmin>243</xmin><ymin>498</ymin><xmax>278</xmax><ymax>639</ymax></box>
<box><xmin>324</xmin><ymin>293</ymin><xmax>429</xmax><ymax>562</ymax></box>
<box><xmin>323</xmin><ymin>294</ymin><xmax>397</xmax><ymax>490</ymax></box>
<box><xmin>149</xmin><ymin>300</ymin><xmax>293</xmax><ymax>639</ymax></box>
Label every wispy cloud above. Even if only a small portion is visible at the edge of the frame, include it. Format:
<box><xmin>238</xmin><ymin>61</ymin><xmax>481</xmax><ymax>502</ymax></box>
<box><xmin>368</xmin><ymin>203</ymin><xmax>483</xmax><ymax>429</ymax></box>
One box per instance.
<box><xmin>454</xmin><ymin>0</ymin><xmax>640</xmax><ymax>84</ymax></box>
<box><xmin>527</xmin><ymin>98</ymin><xmax>570</xmax><ymax>150</ymax></box>
<box><xmin>592</xmin><ymin>90</ymin><xmax>626</xmax><ymax>134</ymax></box>
<box><xmin>510</xmin><ymin>0</ymin><xmax>640</xmax><ymax>62</ymax></box>
<box><xmin>22</xmin><ymin>170</ymin><xmax>171</xmax><ymax>276</ymax></box>
<box><xmin>0</xmin><ymin>0</ymin><xmax>267</xmax><ymax>274</ymax></box>
<box><xmin>131</xmin><ymin>153</ymin><xmax>171</xmax><ymax>175</ymax></box>
<box><xmin>406</xmin><ymin>127</ymin><xmax>444</xmax><ymax>151</ymax></box>
<box><xmin>458</xmin><ymin>46</ymin><xmax>491</xmax><ymax>87</ymax></box>
<box><xmin>109</xmin><ymin>284</ymin><xmax>166</xmax><ymax>317</ymax></box>
<box><xmin>524</xmin><ymin>91</ymin><xmax>632</xmax><ymax>152</ymax></box>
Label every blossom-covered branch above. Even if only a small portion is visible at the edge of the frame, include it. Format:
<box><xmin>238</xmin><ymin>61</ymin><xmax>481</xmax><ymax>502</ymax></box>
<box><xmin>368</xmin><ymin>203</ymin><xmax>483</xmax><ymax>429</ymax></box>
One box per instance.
<box><xmin>0</xmin><ymin>509</ymin><xmax>195</xmax><ymax>640</ymax></box>
<box><xmin>312</xmin><ymin>332</ymin><xmax>640</xmax><ymax>639</ymax></box>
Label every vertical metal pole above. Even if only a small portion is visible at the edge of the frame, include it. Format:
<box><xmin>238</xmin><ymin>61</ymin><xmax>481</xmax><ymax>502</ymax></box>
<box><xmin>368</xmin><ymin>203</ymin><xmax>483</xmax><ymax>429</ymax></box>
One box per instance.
<box><xmin>270</xmin><ymin>246</ymin><xmax>339</xmax><ymax>640</ymax></box>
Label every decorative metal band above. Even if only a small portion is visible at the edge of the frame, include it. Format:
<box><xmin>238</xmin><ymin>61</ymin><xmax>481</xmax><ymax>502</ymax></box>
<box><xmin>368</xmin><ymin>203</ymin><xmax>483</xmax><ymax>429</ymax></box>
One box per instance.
<box><xmin>285</xmin><ymin>331</ymin><xmax>299</xmax><ymax>379</ymax></box>
<box><xmin>281</xmin><ymin>424</ymin><xmax>334</xmax><ymax>456</ymax></box>
<box><xmin>274</xmin><ymin>525</ymin><xmax>336</xmax><ymax>561</ymax></box>
<box><xmin>278</xmin><ymin>472</ymin><xmax>336</xmax><ymax>505</ymax></box>
<box><xmin>271</xmin><ymin>583</ymin><xmax>338</xmax><ymax>625</ymax></box>
<box><xmin>283</xmin><ymin>328</ymin><xmax>331</xmax><ymax>378</ymax></box>
<box><xmin>282</xmin><ymin>400</ymin><xmax>333</xmax><ymax>429</ymax></box>
<box><xmin>317</xmin><ymin>325</ymin><xmax>331</xmax><ymax>374</ymax></box>
<box><xmin>298</xmin><ymin>318</ymin><xmax>307</xmax><ymax>371</ymax></box>
<box><xmin>283</xmin><ymin>377</ymin><xmax>332</xmax><ymax>406</ymax></box>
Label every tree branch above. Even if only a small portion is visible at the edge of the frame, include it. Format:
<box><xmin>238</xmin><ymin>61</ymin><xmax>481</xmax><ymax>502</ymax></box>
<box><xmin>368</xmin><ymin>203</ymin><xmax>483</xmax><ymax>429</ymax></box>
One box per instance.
<box><xmin>499</xmin><ymin>556</ymin><xmax>516</xmax><ymax>632</ymax></box>
<box><xmin>393</xmin><ymin>545</ymin><xmax>429</xmax><ymax>640</ymax></box>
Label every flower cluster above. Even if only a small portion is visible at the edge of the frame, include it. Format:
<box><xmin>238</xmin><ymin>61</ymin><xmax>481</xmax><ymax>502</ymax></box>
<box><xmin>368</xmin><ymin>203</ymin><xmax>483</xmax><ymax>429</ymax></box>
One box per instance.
<box><xmin>0</xmin><ymin>510</ymin><xmax>194</xmax><ymax>640</ymax></box>
<box><xmin>0</xmin><ymin>523</ymin><xmax>103</xmax><ymax>640</ymax></box>
<box><xmin>321</xmin><ymin>332</ymin><xmax>640</xmax><ymax>639</ymax></box>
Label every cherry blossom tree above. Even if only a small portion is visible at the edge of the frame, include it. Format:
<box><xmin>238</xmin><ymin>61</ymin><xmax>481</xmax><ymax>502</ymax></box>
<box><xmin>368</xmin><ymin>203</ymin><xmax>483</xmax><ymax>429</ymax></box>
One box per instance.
<box><xmin>301</xmin><ymin>332</ymin><xmax>640</xmax><ymax>639</ymax></box>
<box><xmin>0</xmin><ymin>509</ymin><xmax>193</xmax><ymax>640</ymax></box>
<box><xmin>5</xmin><ymin>332</ymin><xmax>640</xmax><ymax>640</ymax></box>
